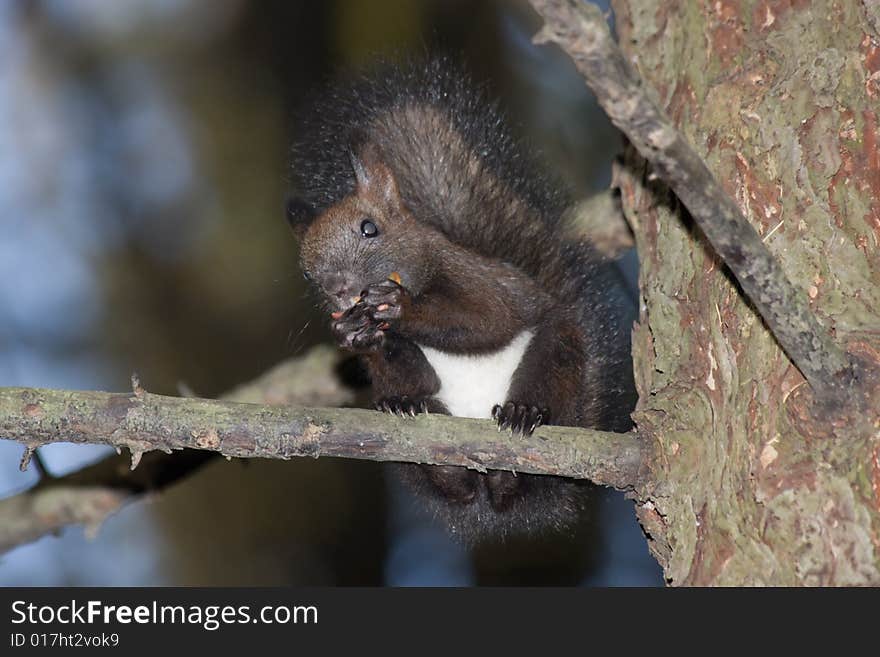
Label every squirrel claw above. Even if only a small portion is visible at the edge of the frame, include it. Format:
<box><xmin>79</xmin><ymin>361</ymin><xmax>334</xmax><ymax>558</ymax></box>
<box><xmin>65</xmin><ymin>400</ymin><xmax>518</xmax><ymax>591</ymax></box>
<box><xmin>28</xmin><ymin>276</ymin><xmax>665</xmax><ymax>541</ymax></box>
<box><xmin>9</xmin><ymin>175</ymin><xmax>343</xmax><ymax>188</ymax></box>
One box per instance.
<box><xmin>375</xmin><ymin>396</ymin><xmax>428</xmax><ymax>417</ymax></box>
<box><xmin>492</xmin><ymin>402</ymin><xmax>548</xmax><ymax>437</ymax></box>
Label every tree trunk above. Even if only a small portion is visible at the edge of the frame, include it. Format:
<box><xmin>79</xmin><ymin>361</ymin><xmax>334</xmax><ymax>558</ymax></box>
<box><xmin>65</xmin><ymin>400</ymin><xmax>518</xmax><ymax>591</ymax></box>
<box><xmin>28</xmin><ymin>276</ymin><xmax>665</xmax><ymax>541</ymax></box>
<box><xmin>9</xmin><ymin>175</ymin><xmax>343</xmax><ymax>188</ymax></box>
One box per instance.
<box><xmin>612</xmin><ymin>0</ymin><xmax>880</xmax><ymax>585</ymax></box>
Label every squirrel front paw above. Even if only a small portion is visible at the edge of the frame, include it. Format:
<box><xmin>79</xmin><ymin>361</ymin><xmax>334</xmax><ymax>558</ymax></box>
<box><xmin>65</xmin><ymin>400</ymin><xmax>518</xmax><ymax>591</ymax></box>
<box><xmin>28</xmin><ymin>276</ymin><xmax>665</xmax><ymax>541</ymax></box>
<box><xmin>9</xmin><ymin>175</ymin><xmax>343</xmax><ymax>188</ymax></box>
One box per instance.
<box><xmin>331</xmin><ymin>303</ymin><xmax>386</xmax><ymax>352</ymax></box>
<box><xmin>329</xmin><ymin>279</ymin><xmax>406</xmax><ymax>352</ymax></box>
<box><xmin>361</xmin><ymin>279</ymin><xmax>405</xmax><ymax>322</ymax></box>
<box><xmin>492</xmin><ymin>402</ymin><xmax>549</xmax><ymax>436</ymax></box>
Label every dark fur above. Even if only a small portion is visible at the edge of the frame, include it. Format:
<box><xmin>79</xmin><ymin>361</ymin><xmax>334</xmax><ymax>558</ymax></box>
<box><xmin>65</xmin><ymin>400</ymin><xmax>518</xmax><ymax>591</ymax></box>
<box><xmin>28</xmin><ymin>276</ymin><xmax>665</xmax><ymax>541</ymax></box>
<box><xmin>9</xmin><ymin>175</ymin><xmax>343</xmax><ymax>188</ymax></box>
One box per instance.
<box><xmin>288</xmin><ymin>57</ymin><xmax>635</xmax><ymax>544</ymax></box>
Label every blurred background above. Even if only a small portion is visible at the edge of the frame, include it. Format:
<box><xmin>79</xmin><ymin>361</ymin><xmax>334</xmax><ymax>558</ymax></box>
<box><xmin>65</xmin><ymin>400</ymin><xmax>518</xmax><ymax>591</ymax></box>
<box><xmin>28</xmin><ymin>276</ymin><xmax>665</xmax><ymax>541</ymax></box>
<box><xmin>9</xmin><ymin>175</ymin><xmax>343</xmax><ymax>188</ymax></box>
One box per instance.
<box><xmin>0</xmin><ymin>0</ymin><xmax>661</xmax><ymax>586</ymax></box>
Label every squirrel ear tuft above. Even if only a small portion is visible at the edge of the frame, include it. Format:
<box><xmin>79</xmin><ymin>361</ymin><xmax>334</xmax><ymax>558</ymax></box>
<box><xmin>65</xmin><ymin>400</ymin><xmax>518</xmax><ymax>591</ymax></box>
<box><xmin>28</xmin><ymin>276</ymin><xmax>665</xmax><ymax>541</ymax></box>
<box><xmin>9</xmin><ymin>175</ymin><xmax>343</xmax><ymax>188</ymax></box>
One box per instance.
<box><xmin>350</xmin><ymin>148</ymin><xmax>371</xmax><ymax>190</ymax></box>
<box><xmin>285</xmin><ymin>196</ymin><xmax>315</xmax><ymax>239</ymax></box>
<box><xmin>350</xmin><ymin>143</ymin><xmax>401</xmax><ymax>207</ymax></box>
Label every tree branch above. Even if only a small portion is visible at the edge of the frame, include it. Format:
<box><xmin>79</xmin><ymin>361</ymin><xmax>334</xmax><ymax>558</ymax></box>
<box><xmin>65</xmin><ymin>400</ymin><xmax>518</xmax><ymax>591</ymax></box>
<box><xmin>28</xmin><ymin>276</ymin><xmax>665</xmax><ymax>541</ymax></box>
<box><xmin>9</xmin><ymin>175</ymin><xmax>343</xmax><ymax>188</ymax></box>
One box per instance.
<box><xmin>0</xmin><ymin>449</ymin><xmax>215</xmax><ymax>553</ymax></box>
<box><xmin>529</xmin><ymin>0</ymin><xmax>856</xmax><ymax>404</ymax></box>
<box><xmin>0</xmin><ymin>345</ymin><xmax>357</xmax><ymax>553</ymax></box>
<box><xmin>0</xmin><ymin>386</ymin><xmax>647</xmax><ymax>491</ymax></box>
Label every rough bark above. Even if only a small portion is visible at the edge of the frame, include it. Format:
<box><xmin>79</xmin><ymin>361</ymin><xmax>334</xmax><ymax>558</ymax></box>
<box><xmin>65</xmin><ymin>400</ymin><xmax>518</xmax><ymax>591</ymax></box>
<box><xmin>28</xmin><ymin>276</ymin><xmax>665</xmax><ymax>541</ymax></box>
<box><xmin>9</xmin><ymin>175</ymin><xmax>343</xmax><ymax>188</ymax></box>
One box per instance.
<box><xmin>604</xmin><ymin>0</ymin><xmax>880</xmax><ymax>584</ymax></box>
<box><xmin>532</xmin><ymin>0</ymin><xmax>858</xmax><ymax>406</ymax></box>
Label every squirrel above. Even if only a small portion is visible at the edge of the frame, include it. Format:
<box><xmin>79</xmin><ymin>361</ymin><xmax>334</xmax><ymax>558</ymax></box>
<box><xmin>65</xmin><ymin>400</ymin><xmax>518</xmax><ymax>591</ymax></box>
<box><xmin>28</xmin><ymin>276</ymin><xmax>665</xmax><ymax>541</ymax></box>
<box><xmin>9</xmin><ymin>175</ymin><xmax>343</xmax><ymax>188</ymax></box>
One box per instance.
<box><xmin>286</xmin><ymin>57</ymin><xmax>636</xmax><ymax>544</ymax></box>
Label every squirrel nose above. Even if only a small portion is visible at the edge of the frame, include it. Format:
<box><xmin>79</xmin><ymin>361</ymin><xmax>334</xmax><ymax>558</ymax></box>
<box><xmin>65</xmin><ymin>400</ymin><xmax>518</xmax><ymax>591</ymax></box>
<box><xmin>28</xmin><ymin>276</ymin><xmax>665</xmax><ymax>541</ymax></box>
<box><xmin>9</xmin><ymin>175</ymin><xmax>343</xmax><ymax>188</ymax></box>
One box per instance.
<box><xmin>326</xmin><ymin>273</ymin><xmax>355</xmax><ymax>300</ymax></box>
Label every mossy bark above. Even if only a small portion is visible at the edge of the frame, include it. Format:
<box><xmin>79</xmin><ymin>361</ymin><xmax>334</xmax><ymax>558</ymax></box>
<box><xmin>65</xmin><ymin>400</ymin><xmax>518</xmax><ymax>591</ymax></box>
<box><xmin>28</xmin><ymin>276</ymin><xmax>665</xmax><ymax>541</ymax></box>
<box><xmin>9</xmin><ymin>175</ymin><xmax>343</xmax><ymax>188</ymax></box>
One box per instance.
<box><xmin>0</xmin><ymin>386</ymin><xmax>646</xmax><ymax>489</ymax></box>
<box><xmin>612</xmin><ymin>0</ymin><xmax>880</xmax><ymax>585</ymax></box>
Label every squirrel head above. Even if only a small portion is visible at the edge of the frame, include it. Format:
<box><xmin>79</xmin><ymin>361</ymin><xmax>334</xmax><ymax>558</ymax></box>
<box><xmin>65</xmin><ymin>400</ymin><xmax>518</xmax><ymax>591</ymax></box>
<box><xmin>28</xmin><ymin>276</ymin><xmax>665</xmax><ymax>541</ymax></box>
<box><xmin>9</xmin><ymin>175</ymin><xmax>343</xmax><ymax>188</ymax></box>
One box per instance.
<box><xmin>291</xmin><ymin>142</ymin><xmax>437</xmax><ymax>313</ymax></box>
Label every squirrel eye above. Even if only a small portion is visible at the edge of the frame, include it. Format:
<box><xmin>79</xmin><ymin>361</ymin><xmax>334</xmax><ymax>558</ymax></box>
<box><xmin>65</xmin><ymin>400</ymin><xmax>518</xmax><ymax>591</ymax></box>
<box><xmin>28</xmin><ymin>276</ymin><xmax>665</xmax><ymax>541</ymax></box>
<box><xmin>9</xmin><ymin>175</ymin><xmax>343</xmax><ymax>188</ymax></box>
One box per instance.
<box><xmin>360</xmin><ymin>219</ymin><xmax>379</xmax><ymax>238</ymax></box>
<box><xmin>302</xmin><ymin>270</ymin><xmax>312</xmax><ymax>282</ymax></box>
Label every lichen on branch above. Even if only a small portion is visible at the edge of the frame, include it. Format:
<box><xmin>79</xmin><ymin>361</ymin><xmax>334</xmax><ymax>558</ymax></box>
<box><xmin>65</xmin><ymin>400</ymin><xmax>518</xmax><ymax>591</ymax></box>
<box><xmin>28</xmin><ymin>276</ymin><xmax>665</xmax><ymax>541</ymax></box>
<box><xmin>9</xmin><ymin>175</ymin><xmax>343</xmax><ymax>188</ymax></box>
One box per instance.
<box><xmin>0</xmin><ymin>385</ymin><xmax>646</xmax><ymax>489</ymax></box>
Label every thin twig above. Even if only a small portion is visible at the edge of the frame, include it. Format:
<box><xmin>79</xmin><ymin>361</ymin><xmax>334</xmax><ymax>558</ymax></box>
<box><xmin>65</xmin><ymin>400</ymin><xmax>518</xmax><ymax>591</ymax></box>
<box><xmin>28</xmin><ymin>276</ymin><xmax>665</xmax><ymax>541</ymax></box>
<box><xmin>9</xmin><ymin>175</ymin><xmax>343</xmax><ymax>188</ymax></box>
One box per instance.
<box><xmin>29</xmin><ymin>448</ymin><xmax>51</xmax><ymax>479</ymax></box>
<box><xmin>529</xmin><ymin>0</ymin><xmax>855</xmax><ymax>404</ymax></box>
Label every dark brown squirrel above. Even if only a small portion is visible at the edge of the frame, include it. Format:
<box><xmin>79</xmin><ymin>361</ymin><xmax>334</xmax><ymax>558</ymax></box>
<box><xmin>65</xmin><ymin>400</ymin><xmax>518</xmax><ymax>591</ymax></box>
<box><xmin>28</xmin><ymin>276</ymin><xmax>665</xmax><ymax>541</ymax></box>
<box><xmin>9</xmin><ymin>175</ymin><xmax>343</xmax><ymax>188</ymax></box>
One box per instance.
<box><xmin>286</xmin><ymin>57</ymin><xmax>636</xmax><ymax>543</ymax></box>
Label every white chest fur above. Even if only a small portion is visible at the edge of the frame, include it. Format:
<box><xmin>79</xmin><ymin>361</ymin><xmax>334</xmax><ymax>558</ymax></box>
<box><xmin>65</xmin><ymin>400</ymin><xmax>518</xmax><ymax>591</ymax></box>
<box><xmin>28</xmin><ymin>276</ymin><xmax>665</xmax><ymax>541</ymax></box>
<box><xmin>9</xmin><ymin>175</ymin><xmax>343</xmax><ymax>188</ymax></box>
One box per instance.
<box><xmin>417</xmin><ymin>330</ymin><xmax>534</xmax><ymax>419</ymax></box>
